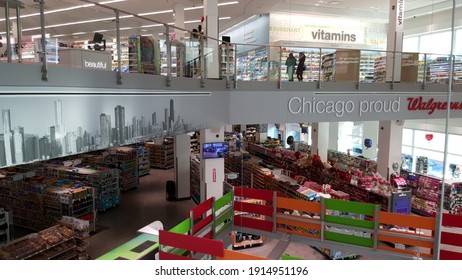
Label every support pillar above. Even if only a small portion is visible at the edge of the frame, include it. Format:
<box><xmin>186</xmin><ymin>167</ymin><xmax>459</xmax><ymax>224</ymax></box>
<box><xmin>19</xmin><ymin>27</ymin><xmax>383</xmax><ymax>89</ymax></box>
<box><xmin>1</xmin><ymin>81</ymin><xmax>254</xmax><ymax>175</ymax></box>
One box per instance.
<box><xmin>174</xmin><ymin>134</ymin><xmax>191</xmax><ymax>199</ymax></box>
<box><xmin>5</xmin><ymin>0</ymin><xmax>12</xmax><ymax>63</ymax></box>
<box><xmin>311</xmin><ymin>122</ymin><xmax>330</xmax><ymax>162</ymax></box>
<box><xmin>204</xmin><ymin>0</ymin><xmax>219</xmax><ymax>79</ymax></box>
<box><xmin>328</xmin><ymin>122</ymin><xmax>339</xmax><ymax>151</ymax></box>
<box><xmin>174</xmin><ymin>3</ymin><xmax>185</xmax><ymax>41</ymax></box>
<box><xmin>377</xmin><ymin>120</ymin><xmax>404</xmax><ymax>179</ymax></box>
<box><xmin>362</xmin><ymin>121</ymin><xmax>379</xmax><ymax>160</ymax></box>
<box><xmin>15</xmin><ymin>5</ymin><xmax>22</xmax><ymax>63</ymax></box>
<box><xmin>385</xmin><ymin>0</ymin><xmax>405</xmax><ymax>83</ymax></box>
<box><xmin>200</xmin><ymin>127</ymin><xmax>225</xmax><ymax>201</ymax></box>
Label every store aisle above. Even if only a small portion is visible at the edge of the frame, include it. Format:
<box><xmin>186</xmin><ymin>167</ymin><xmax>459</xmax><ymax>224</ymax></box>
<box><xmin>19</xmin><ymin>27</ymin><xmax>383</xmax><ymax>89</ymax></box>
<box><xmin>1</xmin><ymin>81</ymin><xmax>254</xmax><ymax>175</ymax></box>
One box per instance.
<box><xmin>87</xmin><ymin>169</ymin><xmax>196</xmax><ymax>259</ymax></box>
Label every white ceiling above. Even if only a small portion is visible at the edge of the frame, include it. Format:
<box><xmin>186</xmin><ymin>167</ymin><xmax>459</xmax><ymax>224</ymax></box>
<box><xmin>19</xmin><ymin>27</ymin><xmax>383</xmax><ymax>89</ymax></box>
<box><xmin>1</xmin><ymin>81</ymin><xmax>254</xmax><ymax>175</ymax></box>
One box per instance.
<box><xmin>0</xmin><ymin>0</ymin><xmax>460</xmax><ymax>42</ymax></box>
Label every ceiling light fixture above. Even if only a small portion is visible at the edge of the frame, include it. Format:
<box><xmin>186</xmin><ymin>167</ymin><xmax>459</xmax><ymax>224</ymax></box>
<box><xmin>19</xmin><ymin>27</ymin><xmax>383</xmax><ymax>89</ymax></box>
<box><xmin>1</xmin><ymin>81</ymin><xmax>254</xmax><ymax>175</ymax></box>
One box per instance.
<box><xmin>22</xmin><ymin>16</ymin><xmax>116</xmax><ymax>32</ymax></box>
<box><xmin>185</xmin><ymin>1</ymin><xmax>239</xmax><ymax>11</ymax></box>
<box><xmin>99</xmin><ymin>0</ymin><xmax>127</xmax><ymax>4</ymax></box>
<box><xmin>0</xmin><ymin>1</ymin><xmax>126</xmax><ymax>22</ymax></box>
<box><xmin>138</xmin><ymin>10</ymin><xmax>174</xmax><ymax>16</ymax></box>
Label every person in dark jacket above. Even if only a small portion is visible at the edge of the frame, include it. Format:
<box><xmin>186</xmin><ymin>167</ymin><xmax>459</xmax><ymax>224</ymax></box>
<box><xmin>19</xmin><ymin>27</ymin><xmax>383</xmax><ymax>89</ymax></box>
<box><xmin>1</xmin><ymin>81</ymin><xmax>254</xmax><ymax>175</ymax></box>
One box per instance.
<box><xmin>296</xmin><ymin>52</ymin><xmax>306</xmax><ymax>81</ymax></box>
<box><xmin>285</xmin><ymin>52</ymin><xmax>297</xmax><ymax>81</ymax></box>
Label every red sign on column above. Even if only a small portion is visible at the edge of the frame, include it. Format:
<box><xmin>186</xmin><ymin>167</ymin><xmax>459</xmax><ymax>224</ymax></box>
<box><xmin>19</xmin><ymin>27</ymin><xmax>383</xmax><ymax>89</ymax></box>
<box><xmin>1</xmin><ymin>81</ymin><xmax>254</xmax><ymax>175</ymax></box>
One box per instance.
<box><xmin>213</xmin><ymin>168</ymin><xmax>216</xmax><ymax>182</ymax></box>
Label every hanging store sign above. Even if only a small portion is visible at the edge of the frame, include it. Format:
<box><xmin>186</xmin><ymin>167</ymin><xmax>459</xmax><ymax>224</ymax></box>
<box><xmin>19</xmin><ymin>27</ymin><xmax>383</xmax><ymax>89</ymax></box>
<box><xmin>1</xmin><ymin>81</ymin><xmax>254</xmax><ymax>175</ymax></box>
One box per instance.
<box><xmin>269</xmin><ymin>13</ymin><xmax>387</xmax><ymax>48</ymax></box>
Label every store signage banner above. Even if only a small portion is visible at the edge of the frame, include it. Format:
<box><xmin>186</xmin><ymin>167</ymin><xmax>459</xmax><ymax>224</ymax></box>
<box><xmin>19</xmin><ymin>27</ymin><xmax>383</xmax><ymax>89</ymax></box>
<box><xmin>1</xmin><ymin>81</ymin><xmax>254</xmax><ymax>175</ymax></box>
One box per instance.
<box><xmin>269</xmin><ymin>13</ymin><xmax>387</xmax><ymax>49</ymax></box>
<box><xmin>229</xmin><ymin>91</ymin><xmax>462</xmax><ymax>124</ymax></box>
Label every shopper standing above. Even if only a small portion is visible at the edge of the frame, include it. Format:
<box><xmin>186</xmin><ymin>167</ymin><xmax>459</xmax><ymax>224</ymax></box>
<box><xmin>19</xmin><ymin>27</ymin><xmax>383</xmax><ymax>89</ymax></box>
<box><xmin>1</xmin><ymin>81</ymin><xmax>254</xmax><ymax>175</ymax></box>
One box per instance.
<box><xmin>296</xmin><ymin>52</ymin><xmax>306</xmax><ymax>82</ymax></box>
<box><xmin>285</xmin><ymin>52</ymin><xmax>297</xmax><ymax>81</ymax></box>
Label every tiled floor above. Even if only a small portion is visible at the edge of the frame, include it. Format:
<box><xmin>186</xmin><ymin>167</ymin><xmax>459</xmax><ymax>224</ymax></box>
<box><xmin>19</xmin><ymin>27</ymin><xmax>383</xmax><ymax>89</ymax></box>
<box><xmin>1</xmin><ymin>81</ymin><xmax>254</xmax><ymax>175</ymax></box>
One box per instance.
<box><xmin>86</xmin><ymin>168</ymin><xmax>196</xmax><ymax>259</ymax></box>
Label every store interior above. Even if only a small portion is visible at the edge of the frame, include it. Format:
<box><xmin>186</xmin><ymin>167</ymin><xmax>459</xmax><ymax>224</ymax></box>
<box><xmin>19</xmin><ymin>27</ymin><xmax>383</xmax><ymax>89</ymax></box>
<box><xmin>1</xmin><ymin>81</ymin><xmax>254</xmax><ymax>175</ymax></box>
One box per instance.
<box><xmin>1</xmin><ymin>0</ymin><xmax>462</xmax><ymax>261</ymax></box>
<box><xmin>1</xmin><ymin>119</ymin><xmax>461</xmax><ymax>260</ymax></box>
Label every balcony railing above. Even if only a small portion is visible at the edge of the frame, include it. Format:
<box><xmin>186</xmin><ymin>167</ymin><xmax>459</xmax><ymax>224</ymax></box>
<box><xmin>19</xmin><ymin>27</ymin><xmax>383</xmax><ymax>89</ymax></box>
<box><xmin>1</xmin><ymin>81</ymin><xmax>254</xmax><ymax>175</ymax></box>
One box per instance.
<box><xmin>0</xmin><ymin>0</ymin><xmax>460</xmax><ymax>91</ymax></box>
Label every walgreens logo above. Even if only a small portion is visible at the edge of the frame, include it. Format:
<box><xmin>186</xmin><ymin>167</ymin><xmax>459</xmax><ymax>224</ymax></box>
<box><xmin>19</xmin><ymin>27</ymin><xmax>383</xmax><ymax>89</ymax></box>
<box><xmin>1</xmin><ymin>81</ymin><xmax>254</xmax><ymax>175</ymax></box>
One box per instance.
<box><xmin>407</xmin><ymin>97</ymin><xmax>462</xmax><ymax>115</ymax></box>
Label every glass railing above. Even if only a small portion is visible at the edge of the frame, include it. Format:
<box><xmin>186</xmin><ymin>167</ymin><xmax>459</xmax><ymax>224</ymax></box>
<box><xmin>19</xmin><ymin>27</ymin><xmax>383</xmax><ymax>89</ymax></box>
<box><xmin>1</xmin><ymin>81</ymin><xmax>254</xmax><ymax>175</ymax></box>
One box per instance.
<box><xmin>0</xmin><ymin>0</ymin><xmax>460</xmax><ymax>90</ymax></box>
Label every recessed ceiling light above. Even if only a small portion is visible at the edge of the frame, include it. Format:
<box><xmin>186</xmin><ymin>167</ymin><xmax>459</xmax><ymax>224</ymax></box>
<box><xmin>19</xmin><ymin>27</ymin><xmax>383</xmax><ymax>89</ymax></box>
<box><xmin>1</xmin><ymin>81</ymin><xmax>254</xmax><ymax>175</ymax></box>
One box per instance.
<box><xmin>329</xmin><ymin>1</ymin><xmax>341</xmax><ymax>5</ymax></box>
<box><xmin>315</xmin><ymin>4</ymin><xmax>320</xmax><ymax>6</ymax></box>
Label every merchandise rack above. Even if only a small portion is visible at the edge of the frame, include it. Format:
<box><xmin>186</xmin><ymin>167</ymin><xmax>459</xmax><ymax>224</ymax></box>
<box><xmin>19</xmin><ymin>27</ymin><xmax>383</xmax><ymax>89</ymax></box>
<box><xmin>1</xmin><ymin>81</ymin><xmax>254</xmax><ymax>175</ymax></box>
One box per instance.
<box><xmin>426</xmin><ymin>57</ymin><xmax>462</xmax><ymax>84</ymax></box>
<box><xmin>0</xmin><ymin>224</ymin><xmax>89</xmax><ymax>260</ymax></box>
<box><xmin>130</xmin><ymin>145</ymin><xmax>151</xmax><ymax>177</ymax></box>
<box><xmin>0</xmin><ymin>208</ymin><xmax>11</xmax><ymax>245</ymax></box>
<box><xmin>246</xmin><ymin>144</ymin><xmax>396</xmax><ymax>211</ymax></box>
<box><xmin>0</xmin><ymin>170</ymin><xmax>50</xmax><ymax>231</ymax></box>
<box><xmin>44</xmin><ymin>164</ymin><xmax>120</xmax><ymax>212</ymax></box>
<box><xmin>220</xmin><ymin>43</ymin><xmax>235</xmax><ymax>79</ymax></box>
<box><xmin>280</xmin><ymin>48</ymin><xmax>321</xmax><ymax>82</ymax></box>
<box><xmin>99</xmin><ymin>147</ymin><xmax>140</xmax><ymax>191</ymax></box>
<box><xmin>44</xmin><ymin>180</ymin><xmax>97</xmax><ymax>232</ymax></box>
<box><xmin>401</xmin><ymin>170</ymin><xmax>461</xmax><ymax>216</ymax></box>
<box><xmin>190</xmin><ymin>156</ymin><xmax>201</xmax><ymax>204</ymax></box>
<box><xmin>146</xmin><ymin>137</ymin><xmax>174</xmax><ymax>169</ymax></box>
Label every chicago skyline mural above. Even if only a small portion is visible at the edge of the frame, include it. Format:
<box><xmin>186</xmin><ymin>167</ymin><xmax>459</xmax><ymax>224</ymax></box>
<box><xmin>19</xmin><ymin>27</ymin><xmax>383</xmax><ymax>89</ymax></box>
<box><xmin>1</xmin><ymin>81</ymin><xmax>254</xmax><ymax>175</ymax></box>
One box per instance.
<box><xmin>0</xmin><ymin>94</ymin><xmax>226</xmax><ymax>168</ymax></box>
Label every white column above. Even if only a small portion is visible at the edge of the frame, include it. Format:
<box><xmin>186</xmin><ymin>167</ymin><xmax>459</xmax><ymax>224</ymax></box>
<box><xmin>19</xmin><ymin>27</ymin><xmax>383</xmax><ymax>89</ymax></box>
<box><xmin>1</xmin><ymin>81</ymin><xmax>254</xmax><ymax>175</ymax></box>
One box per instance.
<box><xmin>174</xmin><ymin>134</ymin><xmax>191</xmax><ymax>199</ymax></box>
<box><xmin>362</xmin><ymin>121</ymin><xmax>379</xmax><ymax>159</ymax></box>
<box><xmin>328</xmin><ymin>122</ymin><xmax>339</xmax><ymax>151</ymax></box>
<box><xmin>200</xmin><ymin>127</ymin><xmax>225</xmax><ymax>201</ymax></box>
<box><xmin>204</xmin><ymin>0</ymin><xmax>220</xmax><ymax>79</ymax></box>
<box><xmin>386</xmin><ymin>0</ymin><xmax>404</xmax><ymax>82</ymax></box>
<box><xmin>377</xmin><ymin>120</ymin><xmax>404</xmax><ymax>179</ymax></box>
<box><xmin>174</xmin><ymin>3</ymin><xmax>185</xmax><ymax>41</ymax></box>
<box><xmin>311</xmin><ymin>122</ymin><xmax>330</xmax><ymax>162</ymax></box>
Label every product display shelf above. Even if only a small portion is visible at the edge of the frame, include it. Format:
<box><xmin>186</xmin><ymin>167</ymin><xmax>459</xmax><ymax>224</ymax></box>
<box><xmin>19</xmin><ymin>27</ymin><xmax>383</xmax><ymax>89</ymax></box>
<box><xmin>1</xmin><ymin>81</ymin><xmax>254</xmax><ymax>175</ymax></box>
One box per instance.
<box><xmin>327</xmin><ymin>150</ymin><xmax>378</xmax><ymax>173</ymax></box>
<box><xmin>374</xmin><ymin>53</ymin><xmax>420</xmax><ymax>83</ymax></box>
<box><xmin>44</xmin><ymin>180</ymin><xmax>97</xmax><ymax>232</ymax></box>
<box><xmin>160</xmin><ymin>41</ymin><xmax>185</xmax><ymax>77</ymax></box>
<box><xmin>131</xmin><ymin>145</ymin><xmax>151</xmax><ymax>177</ymax></box>
<box><xmin>245</xmin><ymin>126</ymin><xmax>258</xmax><ymax>143</ymax></box>
<box><xmin>128</xmin><ymin>36</ymin><xmax>141</xmax><ymax>73</ymax></box>
<box><xmin>146</xmin><ymin>137</ymin><xmax>175</xmax><ymax>169</ymax></box>
<box><xmin>280</xmin><ymin>48</ymin><xmax>321</xmax><ymax>82</ymax></box>
<box><xmin>190</xmin><ymin>136</ymin><xmax>200</xmax><ymax>154</ymax></box>
<box><xmin>449</xmin><ymin>182</ymin><xmax>462</xmax><ymax>215</ymax></box>
<box><xmin>190</xmin><ymin>156</ymin><xmax>201</xmax><ymax>204</ymax></box>
<box><xmin>0</xmin><ymin>208</ymin><xmax>11</xmax><ymax>245</ymax></box>
<box><xmin>426</xmin><ymin>57</ymin><xmax>462</xmax><ymax>84</ymax></box>
<box><xmin>100</xmin><ymin>147</ymin><xmax>139</xmax><ymax>191</ymax></box>
<box><xmin>247</xmin><ymin>143</ymin><xmax>277</xmax><ymax>164</ymax></box>
<box><xmin>246</xmin><ymin>145</ymin><xmax>394</xmax><ymax>210</ymax></box>
<box><xmin>360</xmin><ymin>52</ymin><xmax>381</xmax><ymax>83</ymax></box>
<box><xmin>0</xmin><ymin>224</ymin><xmax>89</xmax><ymax>260</ymax></box>
<box><xmin>220</xmin><ymin>43</ymin><xmax>235</xmax><ymax>79</ymax></box>
<box><xmin>0</xmin><ymin>171</ymin><xmax>50</xmax><ymax>231</ymax></box>
<box><xmin>374</xmin><ymin>56</ymin><xmax>386</xmax><ymax>82</ymax></box>
<box><xmin>400</xmin><ymin>170</ymin><xmax>439</xmax><ymax>216</ymax></box>
<box><xmin>44</xmin><ymin>164</ymin><xmax>120</xmax><ymax>212</ymax></box>
<box><xmin>110</xmin><ymin>39</ymin><xmax>129</xmax><ymax>72</ymax></box>
<box><xmin>236</xmin><ymin>47</ymin><xmax>268</xmax><ymax>81</ymax></box>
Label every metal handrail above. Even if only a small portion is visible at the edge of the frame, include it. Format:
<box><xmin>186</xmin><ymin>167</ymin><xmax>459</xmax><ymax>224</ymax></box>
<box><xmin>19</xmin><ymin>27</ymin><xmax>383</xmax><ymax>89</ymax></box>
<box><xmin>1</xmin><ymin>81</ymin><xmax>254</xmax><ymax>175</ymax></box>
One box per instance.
<box><xmin>0</xmin><ymin>0</ymin><xmax>459</xmax><ymax>88</ymax></box>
